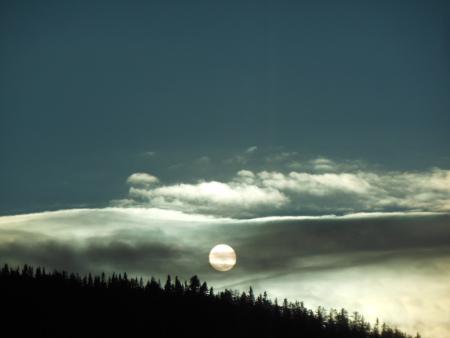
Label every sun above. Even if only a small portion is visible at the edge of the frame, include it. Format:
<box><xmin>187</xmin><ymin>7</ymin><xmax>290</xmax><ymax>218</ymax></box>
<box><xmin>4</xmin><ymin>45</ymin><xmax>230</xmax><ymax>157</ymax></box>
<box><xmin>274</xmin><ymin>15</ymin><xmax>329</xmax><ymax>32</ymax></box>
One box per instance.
<box><xmin>209</xmin><ymin>244</ymin><xmax>237</xmax><ymax>272</ymax></box>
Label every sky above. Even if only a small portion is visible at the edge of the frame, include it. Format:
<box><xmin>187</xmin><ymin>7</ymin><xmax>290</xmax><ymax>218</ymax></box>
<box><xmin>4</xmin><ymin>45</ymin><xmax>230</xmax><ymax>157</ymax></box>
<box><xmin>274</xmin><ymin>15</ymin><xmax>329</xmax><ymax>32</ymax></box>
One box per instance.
<box><xmin>1</xmin><ymin>0</ymin><xmax>450</xmax><ymax>337</ymax></box>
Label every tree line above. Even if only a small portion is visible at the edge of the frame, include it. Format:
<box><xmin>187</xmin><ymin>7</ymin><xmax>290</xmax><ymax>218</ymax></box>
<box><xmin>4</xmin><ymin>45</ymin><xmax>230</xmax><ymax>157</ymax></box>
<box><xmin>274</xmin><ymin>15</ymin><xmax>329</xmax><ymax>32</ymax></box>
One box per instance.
<box><xmin>0</xmin><ymin>264</ymin><xmax>420</xmax><ymax>338</ymax></box>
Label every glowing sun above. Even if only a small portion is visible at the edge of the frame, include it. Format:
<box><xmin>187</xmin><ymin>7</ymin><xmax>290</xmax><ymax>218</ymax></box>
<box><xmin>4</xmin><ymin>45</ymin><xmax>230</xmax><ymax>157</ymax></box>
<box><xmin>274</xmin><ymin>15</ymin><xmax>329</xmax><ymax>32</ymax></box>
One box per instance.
<box><xmin>209</xmin><ymin>244</ymin><xmax>236</xmax><ymax>272</ymax></box>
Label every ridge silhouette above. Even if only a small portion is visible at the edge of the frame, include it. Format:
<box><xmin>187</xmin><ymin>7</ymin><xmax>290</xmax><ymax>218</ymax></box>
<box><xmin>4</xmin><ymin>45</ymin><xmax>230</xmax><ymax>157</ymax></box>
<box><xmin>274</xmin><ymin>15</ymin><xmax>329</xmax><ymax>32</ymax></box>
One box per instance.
<box><xmin>0</xmin><ymin>264</ymin><xmax>420</xmax><ymax>338</ymax></box>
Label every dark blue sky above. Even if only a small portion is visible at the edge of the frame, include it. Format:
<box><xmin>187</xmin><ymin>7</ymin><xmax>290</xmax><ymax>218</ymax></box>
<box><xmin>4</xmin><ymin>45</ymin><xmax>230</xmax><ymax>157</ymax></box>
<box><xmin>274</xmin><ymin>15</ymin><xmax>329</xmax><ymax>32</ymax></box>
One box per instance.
<box><xmin>1</xmin><ymin>0</ymin><xmax>449</xmax><ymax>214</ymax></box>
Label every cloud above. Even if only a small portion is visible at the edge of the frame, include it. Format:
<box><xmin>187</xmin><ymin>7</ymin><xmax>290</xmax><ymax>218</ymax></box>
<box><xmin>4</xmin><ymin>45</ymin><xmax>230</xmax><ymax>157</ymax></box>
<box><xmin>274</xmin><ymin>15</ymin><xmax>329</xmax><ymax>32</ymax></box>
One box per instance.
<box><xmin>1</xmin><ymin>208</ymin><xmax>449</xmax><ymax>278</ymax></box>
<box><xmin>223</xmin><ymin>146</ymin><xmax>260</xmax><ymax>166</ymax></box>
<box><xmin>125</xmin><ymin>166</ymin><xmax>450</xmax><ymax>217</ymax></box>
<box><xmin>0</xmin><ymin>208</ymin><xmax>223</xmax><ymax>275</ymax></box>
<box><xmin>309</xmin><ymin>157</ymin><xmax>336</xmax><ymax>171</ymax></box>
<box><xmin>265</xmin><ymin>151</ymin><xmax>299</xmax><ymax>164</ymax></box>
<box><xmin>129</xmin><ymin>181</ymin><xmax>287</xmax><ymax>217</ymax></box>
<box><xmin>258</xmin><ymin>171</ymin><xmax>372</xmax><ymax>195</ymax></box>
<box><xmin>140</xmin><ymin>151</ymin><xmax>156</xmax><ymax>157</ymax></box>
<box><xmin>5</xmin><ymin>208</ymin><xmax>448</xmax><ymax>276</ymax></box>
<box><xmin>127</xmin><ymin>173</ymin><xmax>159</xmax><ymax>186</ymax></box>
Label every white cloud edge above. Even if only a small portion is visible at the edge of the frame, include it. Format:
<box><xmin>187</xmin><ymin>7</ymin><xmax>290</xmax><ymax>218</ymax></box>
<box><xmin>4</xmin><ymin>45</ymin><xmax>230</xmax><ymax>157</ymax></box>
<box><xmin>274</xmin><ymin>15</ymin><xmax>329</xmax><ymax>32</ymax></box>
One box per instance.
<box><xmin>0</xmin><ymin>207</ymin><xmax>446</xmax><ymax>226</ymax></box>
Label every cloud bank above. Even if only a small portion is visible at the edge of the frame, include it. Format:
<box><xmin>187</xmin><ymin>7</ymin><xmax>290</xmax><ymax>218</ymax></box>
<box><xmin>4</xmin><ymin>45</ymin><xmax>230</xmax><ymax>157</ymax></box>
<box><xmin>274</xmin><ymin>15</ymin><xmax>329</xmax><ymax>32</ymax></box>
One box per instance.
<box><xmin>123</xmin><ymin>165</ymin><xmax>450</xmax><ymax>217</ymax></box>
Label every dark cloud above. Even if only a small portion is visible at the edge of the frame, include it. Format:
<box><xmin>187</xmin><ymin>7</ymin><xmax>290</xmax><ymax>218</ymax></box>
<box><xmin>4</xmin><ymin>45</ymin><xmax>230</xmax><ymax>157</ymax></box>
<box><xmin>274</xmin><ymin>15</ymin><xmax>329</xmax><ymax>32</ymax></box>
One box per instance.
<box><xmin>0</xmin><ymin>237</ymin><xmax>198</xmax><ymax>277</ymax></box>
<box><xmin>203</xmin><ymin>214</ymin><xmax>450</xmax><ymax>274</ymax></box>
<box><xmin>1</xmin><ymin>211</ymin><xmax>449</xmax><ymax>278</ymax></box>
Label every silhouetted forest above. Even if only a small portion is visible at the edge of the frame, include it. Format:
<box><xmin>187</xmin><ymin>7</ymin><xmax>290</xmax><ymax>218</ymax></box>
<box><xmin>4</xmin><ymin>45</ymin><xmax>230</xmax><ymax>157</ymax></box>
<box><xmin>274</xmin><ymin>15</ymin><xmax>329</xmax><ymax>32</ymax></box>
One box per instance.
<box><xmin>0</xmin><ymin>264</ymin><xmax>420</xmax><ymax>338</ymax></box>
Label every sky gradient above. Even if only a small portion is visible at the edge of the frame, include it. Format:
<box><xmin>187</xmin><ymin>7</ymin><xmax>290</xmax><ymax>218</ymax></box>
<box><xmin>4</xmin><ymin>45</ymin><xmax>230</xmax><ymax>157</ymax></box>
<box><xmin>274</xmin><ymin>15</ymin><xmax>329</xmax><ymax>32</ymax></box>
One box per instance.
<box><xmin>1</xmin><ymin>0</ymin><xmax>450</xmax><ymax>214</ymax></box>
<box><xmin>1</xmin><ymin>1</ymin><xmax>450</xmax><ymax>337</ymax></box>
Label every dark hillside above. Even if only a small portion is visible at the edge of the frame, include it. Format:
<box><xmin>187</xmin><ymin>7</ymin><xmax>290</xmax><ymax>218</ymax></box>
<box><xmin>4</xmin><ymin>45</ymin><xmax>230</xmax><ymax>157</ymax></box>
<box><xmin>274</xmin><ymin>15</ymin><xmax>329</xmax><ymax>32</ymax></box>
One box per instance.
<box><xmin>0</xmin><ymin>264</ymin><xmax>419</xmax><ymax>338</ymax></box>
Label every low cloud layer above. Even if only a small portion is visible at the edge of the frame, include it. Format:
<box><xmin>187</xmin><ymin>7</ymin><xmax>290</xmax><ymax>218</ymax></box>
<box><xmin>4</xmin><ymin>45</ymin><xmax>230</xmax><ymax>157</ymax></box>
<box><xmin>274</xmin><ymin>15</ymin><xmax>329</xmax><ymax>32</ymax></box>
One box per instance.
<box><xmin>0</xmin><ymin>208</ymin><xmax>449</xmax><ymax>337</ymax></box>
<box><xmin>122</xmin><ymin>164</ymin><xmax>450</xmax><ymax>217</ymax></box>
